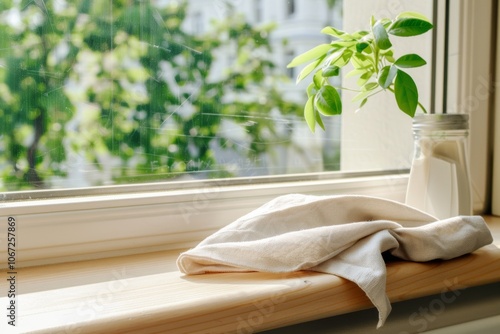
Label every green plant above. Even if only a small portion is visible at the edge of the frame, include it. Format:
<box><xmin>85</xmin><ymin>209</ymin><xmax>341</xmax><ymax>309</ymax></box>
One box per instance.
<box><xmin>287</xmin><ymin>12</ymin><xmax>433</xmax><ymax>132</ymax></box>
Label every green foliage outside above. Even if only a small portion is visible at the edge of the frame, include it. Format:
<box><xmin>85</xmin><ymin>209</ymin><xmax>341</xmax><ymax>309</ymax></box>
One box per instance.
<box><xmin>0</xmin><ymin>0</ymin><xmax>303</xmax><ymax>191</ymax></box>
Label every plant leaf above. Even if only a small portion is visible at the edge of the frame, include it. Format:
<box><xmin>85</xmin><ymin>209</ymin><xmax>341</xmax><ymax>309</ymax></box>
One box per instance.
<box><xmin>373</xmin><ymin>21</ymin><xmax>392</xmax><ymax>50</ymax></box>
<box><xmin>321</xmin><ymin>26</ymin><xmax>352</xmax><ymax>40</ymax></box>
<box><xmin>362</xmin><ymin>82</ymin><xmax>379</xmax><ymax>91</ymax></box>
<box><xmin>388</xmin><ymin>18</ymin><xmax>433</xmax><ymax>37</ymax></box>
<box><xmin>351</xmin><ymin>53</ymin><xmax>372</xmax><ymax>69</ymax></box>
<box><xmin>357</xmin><ymin>71</ymin><xmax>373</xmax><ymax>87</ymax></box>
<box><xmin>324</xmin><ymin>47</ymin><xmax>350</xmax><ymax>68</ymax></box>
<box><xmin>314</xmin><ymin>85</ymin><xmax>342</xmax><ymax>116</ymax></box>
<box><xmin>331</xmin><ymin>40</ymin><xmax>357</xmax><ymax>48</ymax></box>
<box><xmin>322</xmin><ymin>65</ymin><xmax>340</xmax><ymax>77</ymax></box>
<box><xmin>346</xmin><ymin>68</ymin><xmax>365</xmax><ymax>78</ymax></box>
<box><xmin>338</xmin><ymin>49</ymin><xmax>354</xmax><ymax>67</ymax></box>
<box><xmin>287</xmin><ymin>44</ymin><xmax>332</xmax><ymax>68</ymax></box>
<box><xmin>396</xmin><ymin>11</ymin><xmax>432</xmax><ymax>21</ymax></box>
<box><xmin>313</xmin><ymin>70</ymin><xmax>324</xmax><ymax>88</ymax></box>
<box><xmin>352</xmin><ymin>89</ymin><xmax>372</xmax><ymax>103</ymax></box>
<box><xmin>394</xmin><ymin>69</ymin><xmax>418</xmax><ymax>117</ymax></box>
<box><xmin>315</xmin><ymin>109</ymin><xmax>326</xmax><ymax>131</ymax></box>
<box><xmin>304</xmin><ymin>95</ymin><xmax>316</xmax><ymax>132</ymax></box>
<box><xmin>356</xmin><ymin>41</ymin><xmax>370</xmax><ymax>53</ymax></box>
<box><xmin>296</xmin><ymin>55</ymin><xmax>325</xmax><ymax>83</ymax></box>
<box><xmin>378</xmin><ymin>65</ymin><xmax>397</xmax><ymax>88</ymax></box>
<box><xmin>352</xmin><ymin>30</ymin><xmax>369</xmax><ymax>39</ymax></box>
<box><xmin>394</xmin><ymin>54</ymin><xmax>427</xmax><ymax>68</ymax></box>
<box><xmin>380</xmin><ymin>18</ymin><xmax>392</xmax><ymax>29</ymax></box>
<box><xmin>359</xmin><ymin>98</ymin><xmax>368</xmax><ymax>109</ymax></box>
<box><xmin>306</xmin><ymin>82</ymin><xmax>317</xmax><ymax>98</ymax></box>
<box><xmin>382</xmin><ymin>49</ymin><xmax>395</xmax><ymax>63</ymax></box>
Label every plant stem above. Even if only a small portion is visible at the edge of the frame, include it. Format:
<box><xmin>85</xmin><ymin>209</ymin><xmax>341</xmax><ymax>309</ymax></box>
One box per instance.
<box><xmin>332</xmin><ymin>86</ymin><xmax>362</xmax><ymax>92</ymax></box>
<box><xmin>361</xmin><ymin>88</ymin><xmax>384</xmax><ymax>100</ymax></box>
<box><xmin>417</xmin><ymin>101</ymin><xmax>428</xmax><ymax>114</ymax></box>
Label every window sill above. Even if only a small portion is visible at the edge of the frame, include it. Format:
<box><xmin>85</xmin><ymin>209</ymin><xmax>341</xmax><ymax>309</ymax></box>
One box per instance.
<box><xmin>0</xmin><ymin>173</ymin><xmax>409</xmax><ymax>268</ymax></box>
<box><xmin>2</xmin><ymin>216</ymin><xmax>499</xmax><ymax>333</ymax></box>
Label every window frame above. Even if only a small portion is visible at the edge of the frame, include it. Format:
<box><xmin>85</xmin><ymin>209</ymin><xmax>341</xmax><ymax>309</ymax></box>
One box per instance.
<box><xmin>454</xmin><ymin>0</ymin><xmax>495</xmax><ymax>214</ymax></box>
<box><xmin>0</xmin><ymin>171</ymin><xmax>409</xmax><ymax>268</ymax></box>
<box><xmin>0</xmin><ymin>0</ymin><xmax>495</xmax><ymax>268</ymax></box>
<box><xmin>492</xmin><ymin>0</ymin><xmax>500</xmax><ymax>215</ymax></box>
<box><xmin>286</xmin><ymin>0</ymin><xmax>296</xmax><ymax>18</ymax></box>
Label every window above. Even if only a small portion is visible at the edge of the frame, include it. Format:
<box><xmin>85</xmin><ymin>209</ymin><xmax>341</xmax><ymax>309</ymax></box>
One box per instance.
<box><xmin>0</xmin><ymin>0</ymin><xmax>494</xmax><ymax>267</ymax></box>
<box><xmin>0</xmin><ymin>0</ymin><xmax>341</xmax><ymax>192</ymax></box>
<box><xmin>0</xmin><ymin>0</ymin><xmax>436</xmax><ymax>194</ymax></box>
<box><xmin>286</xmin><ymin>0</ymin><xmax>296</xmax><ymax>18</ymax></box>
<box><xmin>254</xmin><ymin>0</ymin><xmax>263</xmax><ymax>23</ymax></box>
<box><xmin>191</xmin><ymin>11</ymin><xmax>204</xmax><ymax>34</ymax></box>
<box><xmin>285</xmin><ymin>50</ymin><xmax>295</xmax><ymax>79</ymax></box>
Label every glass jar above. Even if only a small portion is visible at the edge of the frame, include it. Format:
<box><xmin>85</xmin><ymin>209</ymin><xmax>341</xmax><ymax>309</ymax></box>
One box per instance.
<box><xmin>405</xmin><ymin>114</ymin><xmax>472</xmax><ymax>219</ymax></box>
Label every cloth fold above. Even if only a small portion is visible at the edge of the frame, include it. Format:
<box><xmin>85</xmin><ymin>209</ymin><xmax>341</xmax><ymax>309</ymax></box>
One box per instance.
<box><xmin>176</xmin><ymin>194</ymin><xmax>493</xmax><ymax>328</ymax></box>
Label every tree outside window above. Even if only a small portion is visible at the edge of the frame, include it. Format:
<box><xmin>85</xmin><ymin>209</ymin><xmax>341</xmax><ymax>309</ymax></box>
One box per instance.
<box><xmin>2</xmin><ymin>0</ymin><xmax>344</xmax><ymax>191</ymax></box>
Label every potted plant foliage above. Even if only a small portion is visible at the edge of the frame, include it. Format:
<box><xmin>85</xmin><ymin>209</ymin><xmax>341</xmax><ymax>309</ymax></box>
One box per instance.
<box><xmin>287</xmin><ymin>13</ymin><xmax>472</xmax><ymax>219</ymax></box>
<box><xmin>287</xmin><ymin>12</ymin><xmax>433</xmax><ymax>132</ymax></box>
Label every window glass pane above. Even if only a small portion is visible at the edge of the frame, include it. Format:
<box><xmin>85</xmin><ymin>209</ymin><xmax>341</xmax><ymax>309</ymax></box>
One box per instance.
<box><xmin>0</xmin><ymin>0</ymin><xmax>433</xmax><ymax>192</ymax></box>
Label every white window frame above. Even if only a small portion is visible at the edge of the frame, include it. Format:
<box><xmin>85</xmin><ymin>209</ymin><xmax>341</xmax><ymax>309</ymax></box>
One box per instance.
<box><xmin>0</xmin><ymin>172</ymin><xmax>409</xmax><ymax>268</ymax></box>
<box><xmin>0</xmin><ymin>0</ymin><xmax>495</xmax><ymax>268</ymax></box>
<box><xmin>490</xmin><ymin>0</ymin><xmax>500</xmax><ymax>215</ymax></box>
<box><xmin>456</xmin><ymin>0</ymin><xmax>495</xmax><ymax>214</ymax></box>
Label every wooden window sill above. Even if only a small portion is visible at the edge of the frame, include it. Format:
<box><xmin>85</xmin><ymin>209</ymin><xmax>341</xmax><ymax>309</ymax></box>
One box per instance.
<box><xmin>2</xmin><ymin>216</ymin><xmax>500</xmax><ymax>333</ymax></box>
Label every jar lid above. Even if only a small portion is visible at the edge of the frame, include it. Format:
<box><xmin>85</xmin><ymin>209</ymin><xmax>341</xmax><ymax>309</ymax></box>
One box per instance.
<box><xmin>412</xmin><ymin>114</ymin><xmax>469</xmax><ymax>130</ymax></box>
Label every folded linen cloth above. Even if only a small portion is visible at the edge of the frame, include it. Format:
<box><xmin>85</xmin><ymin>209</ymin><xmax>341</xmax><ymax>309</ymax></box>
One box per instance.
<box><xmin>176</xmin><ymin>194</ymin><xmax>493</xmax><ymax>328</ymax></box>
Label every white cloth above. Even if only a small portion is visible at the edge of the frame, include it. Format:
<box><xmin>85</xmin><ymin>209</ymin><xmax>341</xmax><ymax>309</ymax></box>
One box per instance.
<box><xmin>176</xmin><ymin>194</ymin><xmax>493</xmax><ymax>328</ymax></box>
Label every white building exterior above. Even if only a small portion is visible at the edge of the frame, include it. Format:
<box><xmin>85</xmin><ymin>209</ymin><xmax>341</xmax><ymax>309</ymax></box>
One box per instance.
<box><xmin>182</xmin><ymin>0</ymin><xmax>342</xmax><ymax>98</ymax></box>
